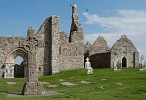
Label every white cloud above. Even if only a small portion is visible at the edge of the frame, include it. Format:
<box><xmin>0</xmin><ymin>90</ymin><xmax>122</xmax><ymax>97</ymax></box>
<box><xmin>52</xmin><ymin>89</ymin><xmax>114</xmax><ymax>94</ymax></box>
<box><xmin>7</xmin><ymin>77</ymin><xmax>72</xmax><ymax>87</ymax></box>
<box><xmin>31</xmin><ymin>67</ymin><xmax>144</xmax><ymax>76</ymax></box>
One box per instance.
<box><xmin>83</xmin><ymin>10</ymin><xmax>146</xmax><ymax>57</ymax></box>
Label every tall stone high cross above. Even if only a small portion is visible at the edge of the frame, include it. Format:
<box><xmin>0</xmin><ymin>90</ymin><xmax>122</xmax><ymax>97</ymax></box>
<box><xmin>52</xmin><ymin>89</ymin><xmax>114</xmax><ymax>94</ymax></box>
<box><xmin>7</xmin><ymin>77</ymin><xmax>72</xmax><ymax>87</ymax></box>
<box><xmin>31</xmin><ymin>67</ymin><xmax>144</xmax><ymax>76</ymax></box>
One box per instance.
<box><xmin>22</xmin><ymin>27</ymin><xmax>45</xmax><ymax>95</ymax></box>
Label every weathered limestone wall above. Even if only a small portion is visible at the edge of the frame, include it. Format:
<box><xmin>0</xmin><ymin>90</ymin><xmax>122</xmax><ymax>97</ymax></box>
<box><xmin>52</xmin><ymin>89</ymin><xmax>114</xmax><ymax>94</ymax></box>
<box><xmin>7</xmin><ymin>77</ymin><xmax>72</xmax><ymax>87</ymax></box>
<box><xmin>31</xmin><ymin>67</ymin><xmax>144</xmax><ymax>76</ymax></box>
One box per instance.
<box><xmin>33</xmin><ymin>33</ymin><xmax>45</xmax><ymax>76</ymax></box>
<box><xmin>37</xmin><ymin>17</ymin><xmax>51</xmax><ymax>75</ymax></box>
<box><xmin>59</xmin><ymin>31</ymin><xmax>84</xmax><ymax>71</ymax></box>
<box><xmin>50</xmin><ymin>16</ymin><xmax>60</xmax><ymax>74</ymax></box>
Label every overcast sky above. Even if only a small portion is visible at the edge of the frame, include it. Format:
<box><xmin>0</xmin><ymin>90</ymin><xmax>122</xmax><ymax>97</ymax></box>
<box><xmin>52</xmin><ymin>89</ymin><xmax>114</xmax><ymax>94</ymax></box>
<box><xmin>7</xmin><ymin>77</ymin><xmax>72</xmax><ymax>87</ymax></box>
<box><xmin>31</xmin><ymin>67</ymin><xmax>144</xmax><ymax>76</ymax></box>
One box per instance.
<box><xmin>0</xmin><ymin>0</ymin><xmax>146</xmax><ymax>58</ymax></box>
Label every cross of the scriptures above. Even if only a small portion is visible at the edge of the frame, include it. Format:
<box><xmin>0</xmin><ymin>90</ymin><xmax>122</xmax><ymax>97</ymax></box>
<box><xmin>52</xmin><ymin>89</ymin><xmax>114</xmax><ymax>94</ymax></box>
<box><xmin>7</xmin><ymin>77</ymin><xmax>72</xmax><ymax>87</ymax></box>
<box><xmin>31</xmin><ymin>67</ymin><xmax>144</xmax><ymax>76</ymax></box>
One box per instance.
<box><xmin>23</xmin><ymin>27</ymin><xmax>38</xmax><ymax>82</ymax></box>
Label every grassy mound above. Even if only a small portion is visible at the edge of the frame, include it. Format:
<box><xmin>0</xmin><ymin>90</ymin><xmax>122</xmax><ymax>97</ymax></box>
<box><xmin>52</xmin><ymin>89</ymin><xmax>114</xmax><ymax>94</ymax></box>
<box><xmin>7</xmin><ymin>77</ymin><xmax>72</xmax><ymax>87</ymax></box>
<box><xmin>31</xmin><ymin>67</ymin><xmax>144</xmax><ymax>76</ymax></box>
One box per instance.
<box><xmin>0</xmin><ymin>68</ymin><xmax>146</xmax><ymax>100</ymax></box>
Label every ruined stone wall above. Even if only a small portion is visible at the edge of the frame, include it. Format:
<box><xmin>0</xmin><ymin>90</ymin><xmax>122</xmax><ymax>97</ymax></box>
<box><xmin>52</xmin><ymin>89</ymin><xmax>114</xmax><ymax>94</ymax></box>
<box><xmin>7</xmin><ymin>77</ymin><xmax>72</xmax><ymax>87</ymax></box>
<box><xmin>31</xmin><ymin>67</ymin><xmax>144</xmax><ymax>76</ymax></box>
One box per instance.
<box><xmin>50</xmin><ymin>16</ymin><xmax>60</xmax><ymax>74</ymax></box>
<box><xmin>59</xmin><ymin>31</ymin><xmax>84</xmax><ymax>71</ymax></box>
<box><xmin>38</xmin><ymin>16</ymin><xmax>60</xmax><ymax>74</ymax></box>
<box><xmin>59</xmin><ymin>32</ymin><xmax>70</xmax><ymax>70</ymax></box>
<box><xmin>35</xmin><ymin>34</ymin><xmax>45</xmax><ymax>76</ymax></box>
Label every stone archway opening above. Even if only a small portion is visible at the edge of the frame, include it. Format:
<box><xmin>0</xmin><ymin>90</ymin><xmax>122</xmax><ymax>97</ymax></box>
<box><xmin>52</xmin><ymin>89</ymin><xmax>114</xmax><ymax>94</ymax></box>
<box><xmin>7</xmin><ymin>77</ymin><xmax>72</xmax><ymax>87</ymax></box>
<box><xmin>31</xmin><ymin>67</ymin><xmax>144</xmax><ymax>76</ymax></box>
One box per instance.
<box><xmin>5</xmin><ymin>48</ymin><xmax>28</xmax><ymax>78</ymax></box>
<box><xmin>122</xmin><ymin>57</ymin><xmax>127</xmax><ymax>67</ymax></box>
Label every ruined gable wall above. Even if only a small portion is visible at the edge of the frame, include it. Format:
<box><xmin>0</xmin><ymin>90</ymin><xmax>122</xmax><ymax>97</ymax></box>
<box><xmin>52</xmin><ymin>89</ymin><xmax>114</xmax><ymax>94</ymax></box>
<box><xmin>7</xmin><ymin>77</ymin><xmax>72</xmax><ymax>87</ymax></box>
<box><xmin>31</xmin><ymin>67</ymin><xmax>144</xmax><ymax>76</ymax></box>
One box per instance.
<box><xmin>110</xmin><ymin>35</ymin><xmax>139</xmax><ymax>68</ymax></box>
<box><xmin>90</xmin><ymin>36</ymin><xmax>110</xmax><ymax>55</ymax></box>
<box><xmin>87</xmin><ymin>36</ymin><xmax>111</xmax><ymax>68</ymax></box>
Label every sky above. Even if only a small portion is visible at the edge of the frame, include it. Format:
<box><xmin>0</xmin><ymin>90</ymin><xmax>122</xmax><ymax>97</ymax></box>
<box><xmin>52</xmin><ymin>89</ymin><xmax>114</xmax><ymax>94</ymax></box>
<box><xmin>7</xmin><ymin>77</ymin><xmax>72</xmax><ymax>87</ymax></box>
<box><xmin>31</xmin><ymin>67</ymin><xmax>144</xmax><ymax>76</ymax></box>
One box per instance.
<box><xmin>0</xmin><ymin>0</ymin><xmax>146</xmax><ymax>59</ymax></box>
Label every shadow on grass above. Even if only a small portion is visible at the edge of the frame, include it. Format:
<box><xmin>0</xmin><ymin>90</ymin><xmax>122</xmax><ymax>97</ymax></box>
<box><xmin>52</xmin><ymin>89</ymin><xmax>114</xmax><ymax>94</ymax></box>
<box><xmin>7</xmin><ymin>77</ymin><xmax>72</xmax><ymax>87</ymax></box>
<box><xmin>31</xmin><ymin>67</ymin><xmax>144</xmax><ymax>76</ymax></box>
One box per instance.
<box><xmin>140</xmin><ymin>90</ymin><xmax>146</xmax><ymax>93</ymax></box>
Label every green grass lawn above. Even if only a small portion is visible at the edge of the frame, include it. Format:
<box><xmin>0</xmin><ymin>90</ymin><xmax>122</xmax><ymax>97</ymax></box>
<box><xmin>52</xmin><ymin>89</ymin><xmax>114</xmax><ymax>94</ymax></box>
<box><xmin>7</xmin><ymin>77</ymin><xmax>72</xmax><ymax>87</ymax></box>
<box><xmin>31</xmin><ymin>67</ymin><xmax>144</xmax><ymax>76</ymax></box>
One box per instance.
<box><xmin>0</xmin><ymin>68</ymin><xmax>146</xmax><ymax>100</ymax></box>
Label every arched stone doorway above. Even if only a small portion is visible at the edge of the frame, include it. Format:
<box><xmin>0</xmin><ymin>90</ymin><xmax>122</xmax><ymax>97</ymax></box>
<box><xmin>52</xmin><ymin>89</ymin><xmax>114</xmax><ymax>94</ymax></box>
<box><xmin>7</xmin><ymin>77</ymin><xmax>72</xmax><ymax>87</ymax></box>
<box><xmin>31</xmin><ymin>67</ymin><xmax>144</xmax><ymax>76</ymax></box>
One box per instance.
<box><xmin>5</xmin><ymin>48</ymin><xmax>28</xmax><ymax>78</ymax></box>
<box><xmin>122</xmin><ymin>57</ymin><xmax>127</xmax><ymax>67</ymax></box>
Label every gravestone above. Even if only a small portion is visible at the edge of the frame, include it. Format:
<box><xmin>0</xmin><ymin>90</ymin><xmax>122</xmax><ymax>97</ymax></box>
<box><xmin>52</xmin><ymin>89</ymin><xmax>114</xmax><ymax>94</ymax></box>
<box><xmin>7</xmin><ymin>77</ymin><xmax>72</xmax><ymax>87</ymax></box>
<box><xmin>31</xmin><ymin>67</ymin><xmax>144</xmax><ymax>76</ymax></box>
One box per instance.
<box><xmin>113</xmin><ymin>59</ymin><xmax>118</xmax><ymax>71</ymax></box>
<box><xmin>139</xmin><ymin>55</ymin><xmax>145</xmax><ymax>71</ymax></box>
<box><xmin>4</xmin><ymin>64</ymin><xmax>14</xmax><ymax>78</ymax></box>
<box><xmin>85</xmin><ymin>57</ymin><xmax>93</xmax><ymax>74</ymax></box>
<box><xmin>113</xmin><ymin>58</ymin><xmax>121</xmax><ymax>71</ymax></box>
<box><xmin>22</xmin><ymin>27</ymin><xmax>45</xmax><ymax>95</ymax></box>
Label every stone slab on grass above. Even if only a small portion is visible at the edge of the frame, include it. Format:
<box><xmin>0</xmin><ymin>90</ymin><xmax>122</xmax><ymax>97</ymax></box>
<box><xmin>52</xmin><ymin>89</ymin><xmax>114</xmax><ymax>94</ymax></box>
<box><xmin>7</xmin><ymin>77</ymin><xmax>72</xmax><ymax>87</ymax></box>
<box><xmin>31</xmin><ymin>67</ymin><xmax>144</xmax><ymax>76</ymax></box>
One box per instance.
<box><xmin>48</xmin><ymin>85</ymin><xmax>57</xmax><ymax>88</ymax></box>
<box><xmin>6</xmin><ymin>82</ymin><xmax>16</xmax><ymax>85</ymax></box>
<box><xmin>116</xmin><ymin>83</ymin><xmax>123</xmax><ymax>86</ymax></box>
<box><xmin>41</xmin><ymin>82</ymin><xmax>50</xmax><ymax>85</ymax></box>
<box><xmin>61</xmin><ymin>82</ymin><xmax>77</xmax><ymax>86</ymax></box>
<box><xmin>81</xmin><ymin>80</ymin><xmax>91</xmax><ymax>84</ymax></box>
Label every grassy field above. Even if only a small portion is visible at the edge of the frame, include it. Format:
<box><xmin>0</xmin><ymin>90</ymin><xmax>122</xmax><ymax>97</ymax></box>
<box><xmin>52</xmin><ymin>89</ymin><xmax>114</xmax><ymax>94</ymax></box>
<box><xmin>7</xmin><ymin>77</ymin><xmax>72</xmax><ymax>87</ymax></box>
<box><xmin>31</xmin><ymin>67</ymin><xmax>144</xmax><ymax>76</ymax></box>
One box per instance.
<box><xmin>0</xmin><ymin>68</ymin><xmax>146</xmax><ymax>100</ymax></box>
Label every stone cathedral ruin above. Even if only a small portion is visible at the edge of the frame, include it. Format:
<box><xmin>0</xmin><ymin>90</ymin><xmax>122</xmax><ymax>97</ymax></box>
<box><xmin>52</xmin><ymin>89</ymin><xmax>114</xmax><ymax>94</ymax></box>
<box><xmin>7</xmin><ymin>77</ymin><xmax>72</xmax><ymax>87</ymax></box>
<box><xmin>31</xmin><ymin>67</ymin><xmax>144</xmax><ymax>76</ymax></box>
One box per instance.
<box><xmin>0</xmin><ymin>5</ymin><xmax>139</xmax><ymax>78</ymax></box>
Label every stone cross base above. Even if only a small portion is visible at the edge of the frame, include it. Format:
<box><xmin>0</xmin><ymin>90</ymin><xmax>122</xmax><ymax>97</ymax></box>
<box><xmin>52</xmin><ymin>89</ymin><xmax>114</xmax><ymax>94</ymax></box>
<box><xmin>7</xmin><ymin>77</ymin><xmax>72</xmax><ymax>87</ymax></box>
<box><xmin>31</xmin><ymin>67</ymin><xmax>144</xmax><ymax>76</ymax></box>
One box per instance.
<box><xmin>22</xmin><ymin>81</ymin><xmax>45</xmax><ymax>95</ymax></box>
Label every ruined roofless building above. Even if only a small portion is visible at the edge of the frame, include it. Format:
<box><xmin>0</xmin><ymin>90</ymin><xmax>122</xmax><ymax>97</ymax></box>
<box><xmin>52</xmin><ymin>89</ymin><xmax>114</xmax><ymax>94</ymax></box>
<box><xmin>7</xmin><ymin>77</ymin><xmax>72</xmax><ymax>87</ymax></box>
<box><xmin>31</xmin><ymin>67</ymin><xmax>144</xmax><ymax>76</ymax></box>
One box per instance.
<box><xmin>0</xmin><ymin>5</ymin><xmax>84</xmax><ymax>78</ymax></box>
<box><xmin>110</xmin><ymin>35</ymin><xmax>139</xmax><ymax>68</ymax></box>
<box><xmin>85</xmin><ymin>35</ymin><xmax>139</xmax><ymax>68</ymax></box>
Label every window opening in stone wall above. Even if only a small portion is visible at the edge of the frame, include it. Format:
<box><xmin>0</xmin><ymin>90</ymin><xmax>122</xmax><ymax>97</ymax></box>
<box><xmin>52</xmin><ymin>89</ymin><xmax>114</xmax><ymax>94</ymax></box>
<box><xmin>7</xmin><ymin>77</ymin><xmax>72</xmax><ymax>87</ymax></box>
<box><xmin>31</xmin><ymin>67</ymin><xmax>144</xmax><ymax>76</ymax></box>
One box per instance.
<box><xmin>39</xmin><ymin>67</ymin><xmax>41</xmax><ymax>71</ymax></box>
